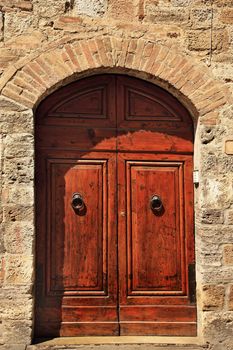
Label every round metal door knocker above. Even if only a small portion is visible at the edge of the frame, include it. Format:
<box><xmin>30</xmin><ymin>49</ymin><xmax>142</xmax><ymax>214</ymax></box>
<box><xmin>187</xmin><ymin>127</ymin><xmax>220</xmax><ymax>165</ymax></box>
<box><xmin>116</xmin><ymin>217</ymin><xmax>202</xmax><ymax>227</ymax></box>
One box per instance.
<box><xmin>150</xmin><ymin>195</ymin><xmax>163</xmax><ymax>213</ymax></box>
<box><xmin>71</xmin><ymin>193</ymin><xmax>84</xmax><ymax>211</ymax></box>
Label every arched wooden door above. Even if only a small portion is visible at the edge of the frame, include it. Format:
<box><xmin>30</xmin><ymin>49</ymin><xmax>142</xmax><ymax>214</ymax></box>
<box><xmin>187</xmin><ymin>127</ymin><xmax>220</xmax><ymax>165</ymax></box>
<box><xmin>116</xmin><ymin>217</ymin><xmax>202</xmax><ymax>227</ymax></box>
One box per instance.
<box><xmin>35</xmin><ymin>75</ymin><xmax>196</xmax><ymax>338</ymax></box>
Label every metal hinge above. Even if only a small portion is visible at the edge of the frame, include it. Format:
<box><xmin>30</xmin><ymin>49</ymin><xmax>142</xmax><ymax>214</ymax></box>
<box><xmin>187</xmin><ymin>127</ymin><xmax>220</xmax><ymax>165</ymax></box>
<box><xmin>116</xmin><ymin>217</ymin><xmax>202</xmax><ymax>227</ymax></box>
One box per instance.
<box><xmin>188</xmin><ymin>263</ymin><xmax>196</xmax><ymax>304</ymax></box>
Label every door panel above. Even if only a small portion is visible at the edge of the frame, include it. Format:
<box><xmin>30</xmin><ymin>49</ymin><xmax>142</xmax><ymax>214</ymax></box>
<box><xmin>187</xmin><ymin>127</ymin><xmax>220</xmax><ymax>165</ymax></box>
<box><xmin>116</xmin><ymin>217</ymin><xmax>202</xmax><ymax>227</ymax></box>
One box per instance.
<box><xmin>116</xmin><ymin>75</ymin><xmax>193</xmax><ymax>131</ymax></box>
<box><xmin>117</xmin><ymin>129</ymin><xmax>193</xmax><ymax>153</ymax></box>
<box><xmin>127</xmin><ymin>161</ymin><xmax>183</xmax><ymax>294</ymax></box>
<box><xmin>118</xmin><ymin>153</ymin><xmax>196</xmax><ymax>335</ymax></box>
<box><xmin>49</xmin><ymin>159</ymin><xmax>107</xmax><ymax>294</ymax></box>
<box><xmin>120</xmin><ymin>305</ymin><xmax>196</xmax><ymax>321</ymax></box>
<box><xmin>37</xmin><ymin>125</ymin><xmax>117</xmax><ymax>151</ymax></box>
<box><xmin>35</xmin><ymin>151</ymin><xmax>118</xmax><ymax>337</ymax></box>
<box><xmin>37</xmin><ymin>74</ymin><xmax>117</xmax><ymax>128</ymax></box>
<box><xmin>120</xmin><ymin>323</ymin><xmax>196</xmax><ymax>336</ymax></box>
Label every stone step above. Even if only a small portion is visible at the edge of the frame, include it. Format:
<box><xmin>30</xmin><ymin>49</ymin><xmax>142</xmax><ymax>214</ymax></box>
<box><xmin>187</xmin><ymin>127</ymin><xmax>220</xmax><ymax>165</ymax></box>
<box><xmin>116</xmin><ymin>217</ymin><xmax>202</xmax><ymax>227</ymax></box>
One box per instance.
<box><xmin>27</xmin><ymin>346</ymin><xmax>206</xmax><ymax>350</ymax></box>
<box><xmin>27</xmin><ymin>338</ymin><xmax>207</xmax><ymax>350</ymax></box>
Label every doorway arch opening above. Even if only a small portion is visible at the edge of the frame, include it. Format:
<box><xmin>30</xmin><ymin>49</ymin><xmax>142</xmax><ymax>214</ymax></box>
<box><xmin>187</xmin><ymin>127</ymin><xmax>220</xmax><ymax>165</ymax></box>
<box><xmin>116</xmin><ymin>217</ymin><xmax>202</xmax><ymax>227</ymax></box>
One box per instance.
<box><xmin>35</xmin><ymin>74</ymin><xmax>196</xmax><ymax>337</ymax></box>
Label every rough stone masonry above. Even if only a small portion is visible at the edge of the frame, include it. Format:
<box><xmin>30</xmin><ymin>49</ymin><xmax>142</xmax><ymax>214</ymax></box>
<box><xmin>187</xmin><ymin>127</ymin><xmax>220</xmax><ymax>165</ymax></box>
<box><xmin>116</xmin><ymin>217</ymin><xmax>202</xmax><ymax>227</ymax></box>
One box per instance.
<box><xmin>0</xmin><ymin>0</ymin><xmax>233</xmax><ymax>349</ymax></box>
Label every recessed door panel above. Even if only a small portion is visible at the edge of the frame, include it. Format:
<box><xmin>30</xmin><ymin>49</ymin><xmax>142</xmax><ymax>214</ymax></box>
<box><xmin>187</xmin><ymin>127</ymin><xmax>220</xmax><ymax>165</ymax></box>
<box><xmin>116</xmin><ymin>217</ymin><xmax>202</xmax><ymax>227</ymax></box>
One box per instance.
<box><xmin>128</xmin><ymin>161</ymin><xmax>183</xmax><ymax>294</ymax></box>
<box><xmin>37</xmin><ymin>75</ymin><xmax>117</xmax><ymax>128</ymax></box>
<box><xmin>127</xmin><ymin>89</ymin><xmax>180</xmax><ymax>120</ymax></box>
<box><xmin>49</xmin><ymin>159</ymin><xmax>107</xmax><ymax>294</ymax></box>
<box><xmin>116</xmin><ymin>75</ymin><xmax>194</xmax><ymax>132</ymax></box>
<box><xmin>54</xmin><ymin>88</ymin><xmax>106</xmax><ymax>117</ymax></box>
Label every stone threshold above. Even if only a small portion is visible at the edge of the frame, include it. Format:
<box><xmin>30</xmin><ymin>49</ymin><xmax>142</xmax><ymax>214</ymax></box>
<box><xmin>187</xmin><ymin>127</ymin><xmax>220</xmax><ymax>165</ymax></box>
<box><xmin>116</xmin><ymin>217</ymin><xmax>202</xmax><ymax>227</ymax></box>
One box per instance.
<box><xmin>27</xmin><ymin>336</ymin><xmax>207</xmax><ymax>349</ymax></box>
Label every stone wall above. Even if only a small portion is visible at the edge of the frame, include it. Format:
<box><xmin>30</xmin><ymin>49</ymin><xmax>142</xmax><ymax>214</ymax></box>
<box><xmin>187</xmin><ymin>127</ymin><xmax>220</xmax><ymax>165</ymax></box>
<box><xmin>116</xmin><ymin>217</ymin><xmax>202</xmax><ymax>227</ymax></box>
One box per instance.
<box><xmin>0</xmin><ymin>1</ymin><xmax>233</xmax><ymax>349</ymax></box>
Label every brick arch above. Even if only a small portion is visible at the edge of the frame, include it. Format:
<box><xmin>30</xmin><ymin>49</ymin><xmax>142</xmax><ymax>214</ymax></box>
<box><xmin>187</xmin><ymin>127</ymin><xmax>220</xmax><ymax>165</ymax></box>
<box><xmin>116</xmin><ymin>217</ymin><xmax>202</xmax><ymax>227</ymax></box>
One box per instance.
<box><xmin>0</xmin><ymin>35</ymin><xmax>229</xmax><ymax>119</ymax></box>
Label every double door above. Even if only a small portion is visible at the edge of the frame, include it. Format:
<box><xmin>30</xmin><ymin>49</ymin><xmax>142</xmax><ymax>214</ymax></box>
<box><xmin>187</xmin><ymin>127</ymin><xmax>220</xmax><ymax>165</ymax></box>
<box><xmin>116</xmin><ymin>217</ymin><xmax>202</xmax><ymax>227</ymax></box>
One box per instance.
<box><xmin>35</xmin><ymin>75</ymin><xmax>196</xmax><ymax>337</ymax></box>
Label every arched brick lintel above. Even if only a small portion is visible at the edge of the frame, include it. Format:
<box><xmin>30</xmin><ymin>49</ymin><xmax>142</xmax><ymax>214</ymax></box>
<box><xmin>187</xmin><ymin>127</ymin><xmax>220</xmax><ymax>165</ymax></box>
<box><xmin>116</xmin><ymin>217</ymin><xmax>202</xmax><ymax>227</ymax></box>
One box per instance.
<box><xmin>0</xmin><ymin>35</ymin><xmax>230</xmax><ymax>120</ymax></box>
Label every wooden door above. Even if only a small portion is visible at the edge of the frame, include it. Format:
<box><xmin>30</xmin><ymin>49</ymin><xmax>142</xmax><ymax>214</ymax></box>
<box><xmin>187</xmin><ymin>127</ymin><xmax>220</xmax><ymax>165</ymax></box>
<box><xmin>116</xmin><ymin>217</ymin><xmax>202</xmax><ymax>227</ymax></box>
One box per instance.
<box><xmin>116</xmin><ymin>76</ymin><xmax>196</xmax><ymax>335</ymax></box>
<box><xmin>35</xmin><ymin>75</ymin><xmax>196</xmax><ymax>338</ymax></box>
<box><xmin>35</xmin><ymin>76</ymin><xmax>119</xmax><ymax>337</ymax></box>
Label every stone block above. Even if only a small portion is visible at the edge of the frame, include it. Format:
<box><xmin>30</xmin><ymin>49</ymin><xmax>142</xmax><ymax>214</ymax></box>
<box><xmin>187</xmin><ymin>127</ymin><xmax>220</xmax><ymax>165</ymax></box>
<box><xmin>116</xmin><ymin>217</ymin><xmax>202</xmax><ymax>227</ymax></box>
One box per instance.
<box><xmin>223</xmin><ymin>244</ymin><xmax>233</xmax><ymax>265</ymax></box>
<box><xmin>2</xmin><ymin>185</ymin><xmax>34</xmax><ymax>206</ymax></box>
<box><xmin>3</xmin><ymin>205</ymin><xmax>33</xmax><ymax>223</ymax></box>
<box><xmin>188</xmin><ymin>29</ymin><xmax>229</xmax><ymax>52</ymax></box>
<box><xmin>4</xmin><ymin>11</ymin><xmax>34</xmax><ymax>42</ymax></box>
<box><xmin>190</xmin><ymin>8</ymin><xmax>212</xmax><ymax>29</ymax></box>
<box><xmin>16</xmin><ymin>1</ymin><xmax>33</xmax><ymax>11</ymax></box>
<box><xmin>201</xmin><ymin>285</ymin><xmax>225</xmax><ymax>310</ymax></box>
<box><xmin>200</xmin><ymin>177</ymin><xmax>231</xmax><ymax>210</ymax></box>
<box><xmin>6</xmin><ymin>31</ymin><xmax>44</xmax><ymax>50</ymax></box>
<box><xmin>107</xmin><ymin>0</ymin><xmax>137</xmax><ymax>20</ymax></box>
<box><xmin>203</xmin><ymin>311</ymin><xmax>233</xmax><ymax>345</ymax></box>
<box><xmin>144</xmin><ymin>5</ymin><xmax>189</xmax><ymax>24</ymax></box>
<box><xmin>4</xmin><ymin>143</ymin><xmax>34</xmax><ymax>159</ymax></box>
<box><xmin>0</xmin><ymin>297</ymin><xmax>33</xmax><ymax>320</ymax></box>
<box><xmin>0</xmin><ymin>97</ymin><xmax>28</xmax><ymax>113</ymax></box>
<box><xmin>229</xmin><ymin>285</ymin><xmax>233</xmax><ymax>310</ymax></box>
<box><xmin>0</xmin><ymin>111</ymin><xmax>33</xmax><ymax>134</ymax></box>
<box><xmin>4</xmin><ymin>133</ymin><xmax>33</xmax><ymax>145</ymax></box>
<box><xmin>212</xmin><ymin>63</ymin><xmax>233</xmax><ymax>83</ymax></box>
<box><xmin>3</xmin><ymin>157</ymin><xmax>34</xmax><ymax>184</ymax></box>
<box><xmin>2</xmin><ymin>283</ymin><xmax>33</xmax><ymax>295</ymax></box>
<box><xmin>220</xmin><ymin>9</ymin><xmax>233</xmax><ymax>24</ymax></box>
<box><xmin>225</xmin><ymin>210</ymin><xmax>233</xmax><ymax>225</ymax></box>
<box><xmin>0</xmin><ymin>0</ymin><xmax>33</xmax><ymax>11</ymax></box>
<box><xmin>214</xmin><ymin>0</ymin><xmax>233</xmax><ymax>7</ymax></box>
<box><xmin>2</xmin><ymin>345</ymin><xmax>26</xmax><ymax>350</ymax></box>
<box><xmin>4</xmin><ymin>221</ymin><xmax>34</xmax><ymax>255</ymax></box>
<box><xmin>32</xmin><ymin>0</ymin><xmax>66</xmax><ymax>19</ymax></box>
<box><xmin>3</xmin><ymin>319</ymin><xmax>32</xmax><ymax>345</ymax></box>
<box><xmin>75</xmin><ymin>0</ymin><xmax>106</xmax><ymax>17</ymax></box>
<box><xmin>225</xmin><ymin>140</ymin><xmax>233</xmax><ymax>155</ymax></box>
<box><xmin>5</xmin><ymin>254</ymin><xmax>33</xmax><ymax>285</ymax></box>
<box><xmin>201</xmin><ymin>267</ymin><xmax>233</xmax><ymax>284</ymax></box>
<box><xmin>198</xmin><ymin>249</ymin><xmax>222</xmax><ymax>268</ymax></box>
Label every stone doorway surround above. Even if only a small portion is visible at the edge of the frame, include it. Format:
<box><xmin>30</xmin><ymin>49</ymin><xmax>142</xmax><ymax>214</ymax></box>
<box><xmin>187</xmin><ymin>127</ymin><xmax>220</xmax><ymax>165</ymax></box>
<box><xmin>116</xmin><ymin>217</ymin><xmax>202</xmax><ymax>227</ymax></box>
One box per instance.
<box><xmin>0</xmin><ymin>35</ymin><xmax>233</xmax><ymax>349</ymax></box>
